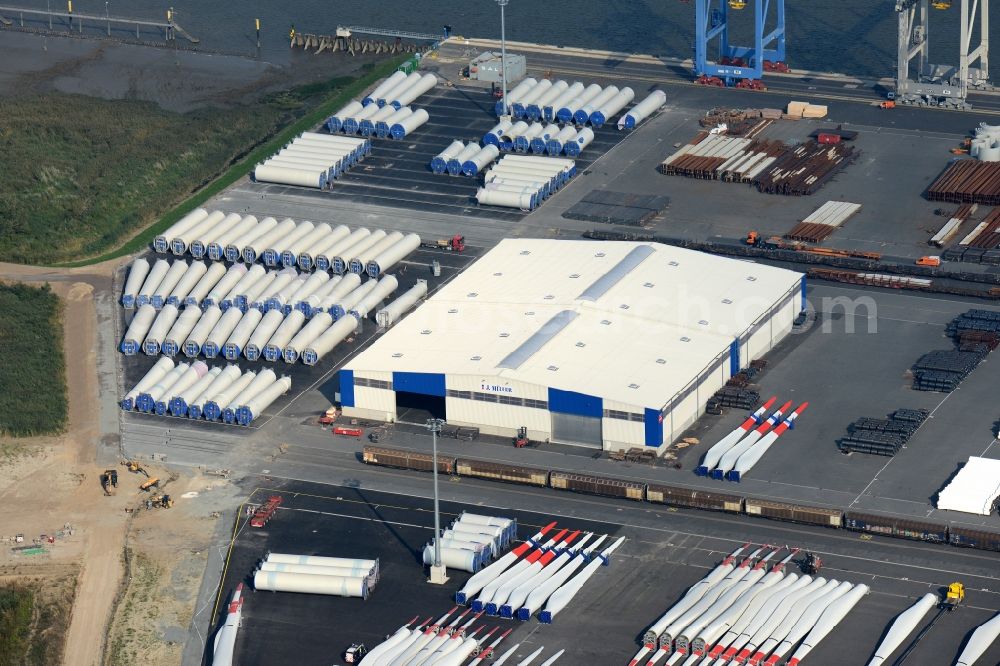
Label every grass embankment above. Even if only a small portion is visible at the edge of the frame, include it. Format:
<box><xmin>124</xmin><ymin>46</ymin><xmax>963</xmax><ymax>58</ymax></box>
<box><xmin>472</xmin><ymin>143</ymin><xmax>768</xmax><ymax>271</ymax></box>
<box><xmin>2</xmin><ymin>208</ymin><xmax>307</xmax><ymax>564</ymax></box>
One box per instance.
<box><xmin>0</xmin><ymin>576</ymin><xmax>75</xmax><ymax>666</ymax></box>
<box><xmin>0</xmin><ymin>56</ymin><xmax>404</xmax><ymax>267</ymax></box>
<box><xmin>0</xmin><ymin>283</ymin><xmax>67</xmax><ymax>437</ymax></box>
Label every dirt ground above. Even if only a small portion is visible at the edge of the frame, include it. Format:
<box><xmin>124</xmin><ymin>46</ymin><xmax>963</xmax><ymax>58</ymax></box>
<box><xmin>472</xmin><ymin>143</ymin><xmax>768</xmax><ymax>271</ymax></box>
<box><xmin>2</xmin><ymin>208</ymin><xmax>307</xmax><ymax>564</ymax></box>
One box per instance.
<box><xmin>0</xmin><ymin>269</ymin><xmax>235</xmax><ymax>666</ymax></box>
<box><xmin>105</xmin><ymin>474</ymin><xmax>241</xmax><ymax>666</ymax></box>
<box><xmin>0</xmin><ymin>276</ymin><xmax>126</xmax><ymax>666</ymax></box>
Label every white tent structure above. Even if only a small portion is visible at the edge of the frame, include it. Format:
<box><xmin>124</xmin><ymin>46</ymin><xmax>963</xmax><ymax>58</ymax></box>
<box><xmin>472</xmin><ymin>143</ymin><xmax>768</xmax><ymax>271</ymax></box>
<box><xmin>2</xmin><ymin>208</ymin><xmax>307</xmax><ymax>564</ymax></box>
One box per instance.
<box><xmin>938</xmin><ymin>457</ymin><xmax>1000</xmax><ymax>515</ymax></box>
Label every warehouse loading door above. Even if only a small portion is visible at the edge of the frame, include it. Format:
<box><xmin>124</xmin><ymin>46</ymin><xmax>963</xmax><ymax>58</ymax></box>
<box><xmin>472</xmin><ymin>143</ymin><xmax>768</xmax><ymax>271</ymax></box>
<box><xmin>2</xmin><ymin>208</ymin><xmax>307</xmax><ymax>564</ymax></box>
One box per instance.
<box><xmin>395</xmin><ymin>392</ymin><xmax>446</xmax><ymax>424</ymax></box>
<box><xmin>550</xmin><ymin>412</ymin><xmax>603</xmax><ymax>448</ymax></box>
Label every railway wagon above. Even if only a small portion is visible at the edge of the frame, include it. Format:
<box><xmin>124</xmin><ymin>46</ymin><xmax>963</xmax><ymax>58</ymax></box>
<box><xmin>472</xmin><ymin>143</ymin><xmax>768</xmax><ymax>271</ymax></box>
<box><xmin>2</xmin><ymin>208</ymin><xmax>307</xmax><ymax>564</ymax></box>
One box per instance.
<box><xmin>843</xmin><ymin>510</ymin><xmax>948</xmax><ymax>543</ymax></box>
<box><xmin>362</xmin><ymin>445</ymin><xmax>456</xmax><ymax>474</ymax></box>
<box><xmin>744</xmin><ymin>498</ymin><xmax>843</xmax><ymax>528</ymax></box>
<box><xmin>947</xmin><ymin>526</ymin><xmax>1000</xmax><ymax>552</ymax></box>
<box><xmin>456</xmin><ymin>459</ymin><xmax>549</xmax><ymax>487</ymax></box>
<box><xmin>549</xmin><ymin>471</ymin><xmax>645</xmax><ymax>501</ymax></box>
<box><xmin>646</xmin><ymin>483</ymin><xmax>744</xmax><ymax>513</ymax></box>
<box><xmin>359</xmin><ymin>446</ymin><xmax>1000</xmax><ymax>555</ymax></box>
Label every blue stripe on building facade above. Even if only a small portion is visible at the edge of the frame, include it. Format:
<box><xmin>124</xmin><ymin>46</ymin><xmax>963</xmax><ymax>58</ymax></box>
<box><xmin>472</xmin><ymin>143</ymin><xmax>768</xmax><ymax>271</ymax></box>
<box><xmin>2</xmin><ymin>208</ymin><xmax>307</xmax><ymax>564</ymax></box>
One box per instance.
<box><xmin>547</xmin><ymin>387</ymin><xmax>603</xmax><ymax>418</ymax></box>
<box><xmin>644</xmin><ymin>408</ymin><xmax>663</xmax><ymax>447</ymax></box>
<box><xmin>800</xmin><ymin>275</ymin><xmax>808</xmax><ymax>309</ymax></box>
<box><xmin>392</xmin><ymin>371</ymin><xmax>446</xmax><ymax>397</ymax></box>
<box><xmin>339</xmin><ymin>369</ymin><xmax>355</xmax><ymax>407</ymax></box>
<box><xmin>729</xmin><ymin>338</ymin><xmax>740</xmax><ymax>376</ymax></box>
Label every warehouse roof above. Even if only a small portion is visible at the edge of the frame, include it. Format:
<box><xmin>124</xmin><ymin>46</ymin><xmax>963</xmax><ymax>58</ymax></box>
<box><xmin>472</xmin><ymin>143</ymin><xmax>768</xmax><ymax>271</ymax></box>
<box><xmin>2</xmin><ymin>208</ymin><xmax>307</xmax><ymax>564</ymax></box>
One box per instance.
<box><xmin>938</xmin><ymin>456</ymin><xmax>1000</xmax><ymax>515</ymax></box>
<box><xmin>347</xmin><ymin>239</ymin><xmax>803</xmax><ymax>408</ymax></box>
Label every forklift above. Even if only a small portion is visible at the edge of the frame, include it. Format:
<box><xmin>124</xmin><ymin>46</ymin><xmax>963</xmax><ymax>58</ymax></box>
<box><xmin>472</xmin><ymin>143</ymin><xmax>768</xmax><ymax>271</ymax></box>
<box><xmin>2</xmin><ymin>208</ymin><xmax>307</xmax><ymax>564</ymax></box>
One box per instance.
<box><xmin>344</xmin><ymin>643</ymin><xmax>368</xmax><ymax>663</ymax></box>
<box><xmin>513</xmin><ymin>426</ymin><xmax>530</xmax><ymax>448</ymax></box>
<box><xmin>801</xmin><ymin>552</ymin><xmax>823</xmax><ymax>575</ymax></box>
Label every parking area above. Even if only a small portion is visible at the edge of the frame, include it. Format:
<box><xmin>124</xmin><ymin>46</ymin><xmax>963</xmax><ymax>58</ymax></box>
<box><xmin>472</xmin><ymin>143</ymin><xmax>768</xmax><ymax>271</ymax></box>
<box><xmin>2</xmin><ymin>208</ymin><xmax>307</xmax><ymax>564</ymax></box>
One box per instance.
<box><xmin>207</xmin><ymin>481</ymin><xmax>1000</xmax><ymax>666</ymax></box>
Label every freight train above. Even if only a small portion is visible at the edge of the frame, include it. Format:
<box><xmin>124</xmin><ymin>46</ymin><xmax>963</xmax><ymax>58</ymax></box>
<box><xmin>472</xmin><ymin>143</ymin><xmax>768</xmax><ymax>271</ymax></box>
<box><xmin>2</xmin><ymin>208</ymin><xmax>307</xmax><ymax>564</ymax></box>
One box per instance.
<box><xmin>362</xmin><ymin>445</ymin><xmax>1000</xmax><ymax>554</ymax></box>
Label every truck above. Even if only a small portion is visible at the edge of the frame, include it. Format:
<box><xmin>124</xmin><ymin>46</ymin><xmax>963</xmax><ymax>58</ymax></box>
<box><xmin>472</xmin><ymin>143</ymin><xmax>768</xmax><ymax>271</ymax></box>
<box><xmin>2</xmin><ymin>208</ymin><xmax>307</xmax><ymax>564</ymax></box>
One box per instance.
<box><xmin>421</xmin><ymin>235</ymin><xmax>465</xmax><ymax>252</ymax></box>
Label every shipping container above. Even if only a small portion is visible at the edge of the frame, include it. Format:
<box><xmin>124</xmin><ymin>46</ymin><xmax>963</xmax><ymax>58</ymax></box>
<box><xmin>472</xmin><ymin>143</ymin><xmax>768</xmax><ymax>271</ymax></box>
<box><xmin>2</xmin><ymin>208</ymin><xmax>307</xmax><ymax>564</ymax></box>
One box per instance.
<box><xmin>947</xmin><ymin>526</ymin><xmax>1000</xmax><ymax>552</ymax></box>
<box><xmin>456</xmin><ymin>459</ymin><xmax>548</xmax><ymax>487</ymax></box>
<box><xmin>549</xmin><ymin>471</ymin><xmax>644</xmax><ymax>501</ymax></box>
<box><xmin>362</xmin><ymin>446</ymin><xmax>456</xmax><ymax>474</ymax></box>
<box><xmin>744</xmin><ymin>498</ymin><xmax>843</xmax><ymax>528</ymax></box>
<box><xmin>334</xmin><ymin>426</ymin><xmax>364</xmax><ymax>437</ymax></box>
<box><xmin>844</xmin><ymin>511</ymin><xmax>948</xmax><ymax>543</ymax></box>
<box><xmin>646</xmin><ymin>484</ymin><xmax>744</xmax><ymax>513</ymax></box>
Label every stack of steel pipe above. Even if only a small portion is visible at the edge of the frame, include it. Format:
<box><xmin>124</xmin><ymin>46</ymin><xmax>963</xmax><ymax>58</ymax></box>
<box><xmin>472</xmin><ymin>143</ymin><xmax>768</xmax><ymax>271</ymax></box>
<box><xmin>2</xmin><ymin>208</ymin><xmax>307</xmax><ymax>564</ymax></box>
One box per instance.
<box><xmin>477</xmin><ymin>156</ymin><xmax>576</xmax><ymax>210</ymax></box>
<box><xmin>254</xmin><ymin>552</ymin><xmax>378</xmax><ymax>597</ymax></box>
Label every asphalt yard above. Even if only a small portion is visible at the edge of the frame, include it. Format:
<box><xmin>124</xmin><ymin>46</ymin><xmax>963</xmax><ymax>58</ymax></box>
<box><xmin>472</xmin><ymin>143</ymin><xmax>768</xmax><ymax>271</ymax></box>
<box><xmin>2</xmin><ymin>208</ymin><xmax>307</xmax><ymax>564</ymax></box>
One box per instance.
<box><xmin>206</xmin><ymin>480</ymin><xmax>1000</xmax><ymax>666</ymax></box>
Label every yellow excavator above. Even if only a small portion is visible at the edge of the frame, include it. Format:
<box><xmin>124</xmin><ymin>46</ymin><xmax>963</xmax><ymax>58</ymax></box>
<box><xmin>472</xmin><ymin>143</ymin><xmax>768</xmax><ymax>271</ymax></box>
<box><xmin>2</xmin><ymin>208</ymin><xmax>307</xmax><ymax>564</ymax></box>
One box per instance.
<box><xmin>122</xmin><ymin>459</ymin><xmax>150</xmax><ymax>477</ymax></box>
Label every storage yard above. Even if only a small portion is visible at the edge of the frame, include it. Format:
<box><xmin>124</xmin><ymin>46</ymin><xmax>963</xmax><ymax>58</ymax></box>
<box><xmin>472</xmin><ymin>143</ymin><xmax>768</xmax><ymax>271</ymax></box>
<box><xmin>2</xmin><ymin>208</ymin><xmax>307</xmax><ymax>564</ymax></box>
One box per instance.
<box><xmin>94</xmin><ymin>40</ymin><xmax>1000</xmax><ymax>663</ymax></box>
<box><xmin>71</xmin><ymin>23</ymin><xmax>1000</xmax><ymax>666</ymax></box>
<box><xmin>208</xmin><ymin>481</ymin><xmax>1000</xmax><ymax>665</ymax></box>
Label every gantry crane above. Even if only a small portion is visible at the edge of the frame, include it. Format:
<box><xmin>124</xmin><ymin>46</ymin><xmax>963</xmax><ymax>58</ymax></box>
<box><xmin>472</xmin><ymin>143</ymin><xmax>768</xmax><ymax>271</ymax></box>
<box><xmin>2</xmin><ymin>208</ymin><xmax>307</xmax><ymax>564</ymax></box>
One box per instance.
<box><xmin>894</xmin><ymin>0</ymin><xmax>990</xmax><ymax>109</ymax></box>
<box><xmin>694</xmin><ymin>0</ymin><xmax>786</xmax><ymax>86</ymax></box>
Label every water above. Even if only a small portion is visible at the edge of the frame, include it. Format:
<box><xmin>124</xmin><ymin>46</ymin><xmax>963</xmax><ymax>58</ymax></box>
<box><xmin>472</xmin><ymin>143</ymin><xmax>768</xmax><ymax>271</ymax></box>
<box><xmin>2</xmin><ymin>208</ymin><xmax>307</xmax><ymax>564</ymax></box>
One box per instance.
<box><xmin>9</xmin><ymin>0</ymin><xmax>996</xmax><ymax>80</ymax></box>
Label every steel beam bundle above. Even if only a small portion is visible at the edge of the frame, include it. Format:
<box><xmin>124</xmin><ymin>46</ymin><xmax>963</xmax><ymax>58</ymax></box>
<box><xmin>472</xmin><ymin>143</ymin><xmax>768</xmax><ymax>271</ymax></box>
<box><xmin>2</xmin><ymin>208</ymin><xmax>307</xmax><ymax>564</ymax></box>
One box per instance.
<box><xmin>837</xmin><ymin>408</ymin><xmax>929</xmax><ymax>456</ymax></box>
<box><xmin>785</xmin><ymin>201</ymin><xmax>863</xmax><ymax>242</ymax></box>
<box><xmin>753</xmin><ymin>140</ymin><xmax>857</xmax><ymax>195</ymax></box>
<box><xmin>927</xmin><ymin>160</ymin><xmax>1000</xmax><ymax>205</ymax></box>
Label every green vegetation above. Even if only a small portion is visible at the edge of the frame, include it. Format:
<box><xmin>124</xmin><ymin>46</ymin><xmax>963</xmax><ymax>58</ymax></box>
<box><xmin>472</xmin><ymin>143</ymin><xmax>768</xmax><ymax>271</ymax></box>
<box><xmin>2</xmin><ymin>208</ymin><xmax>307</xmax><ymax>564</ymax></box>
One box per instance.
<box><xmin>0</xmin><ymin>283</ymin><xmax>67</xmax><ymax>437</ymax></box>
<box><xmin>0</xmin><ymin>574</ymin><xmax>75</xmax><ymax>666</ymax></box>
<box><xmin>0</xmin><ymin>57</ymin><xmax>404</xmax><ymax>266</ymax></box>
<box><xmin>0</xmin><ymin>587</ymin><xmax>33</xmax><ymax>666</ymax></box>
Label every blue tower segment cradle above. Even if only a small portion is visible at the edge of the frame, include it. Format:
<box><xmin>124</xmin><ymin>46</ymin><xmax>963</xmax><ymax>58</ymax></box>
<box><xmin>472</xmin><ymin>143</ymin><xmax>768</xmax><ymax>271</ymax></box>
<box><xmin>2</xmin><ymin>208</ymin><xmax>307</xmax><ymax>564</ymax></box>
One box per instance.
<box><xmin>695</xmin><ymin>0</ymin><xmax>786</xmax><ymax>83</ymax></box>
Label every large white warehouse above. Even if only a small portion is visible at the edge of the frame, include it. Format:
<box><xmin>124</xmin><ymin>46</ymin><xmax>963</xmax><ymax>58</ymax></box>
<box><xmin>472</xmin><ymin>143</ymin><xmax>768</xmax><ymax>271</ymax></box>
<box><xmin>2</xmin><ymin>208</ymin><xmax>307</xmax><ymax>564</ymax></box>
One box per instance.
<box><xmin>341</xmin><ymin>240</ymin><xmax>804</xmax><ymax>452</ymax></box>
